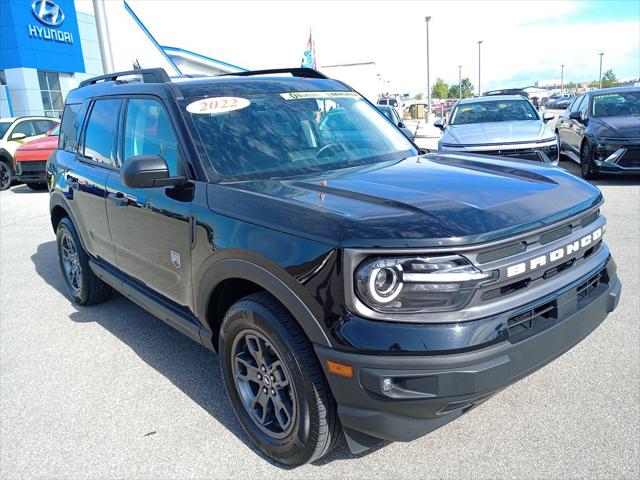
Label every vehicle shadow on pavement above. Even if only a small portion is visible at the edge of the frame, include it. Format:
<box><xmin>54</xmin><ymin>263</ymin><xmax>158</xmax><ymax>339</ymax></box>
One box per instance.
<box><xmin>32</xmin><ymin>240</ymin><xmax>378</xmax><ymax>468</ymax></box>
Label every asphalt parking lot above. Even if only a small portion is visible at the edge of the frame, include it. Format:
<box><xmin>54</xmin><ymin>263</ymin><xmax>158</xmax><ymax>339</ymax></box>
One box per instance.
<box><xmin>1</xmin><ymin>161</ymin><xmax>638</xmax><ymax>479</ymax></box>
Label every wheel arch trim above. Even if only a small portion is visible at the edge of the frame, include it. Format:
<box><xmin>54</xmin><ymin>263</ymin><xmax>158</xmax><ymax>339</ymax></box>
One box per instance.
<box><xmin>196</xmin><ymin>258</ymin><xmax>333</xmax><ymax>348</ymax></box>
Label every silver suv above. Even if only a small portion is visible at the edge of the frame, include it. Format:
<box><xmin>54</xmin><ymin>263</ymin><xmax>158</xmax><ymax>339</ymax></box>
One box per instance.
<box><xmin>435</xmin><ymin>95</ymin><xmax>559</xmax><ymax>164</ymax></box>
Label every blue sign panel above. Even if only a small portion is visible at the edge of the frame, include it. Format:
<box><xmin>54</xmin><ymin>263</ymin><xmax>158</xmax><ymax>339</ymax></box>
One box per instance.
<box><xmin>0</xmin><ymin>0</ymin><xmax>85</xmax><ymax>73</ymax></box>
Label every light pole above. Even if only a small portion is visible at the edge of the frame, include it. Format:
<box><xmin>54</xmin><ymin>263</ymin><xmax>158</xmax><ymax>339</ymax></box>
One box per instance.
<box><xmin>560</xmin><ymin>64</ymin><xmax>564</xmax><ymax>95</ymax></box>
<box><xmin>477</xmin><ymin>40</ymin><xmax>483</xmax><ymax>96</ymax></box>
<box><xmin>458</xmin><ymin>65</ymin><xmax>462</xmax><ymax>99</ymax></box>
<box><xmin>425</xmin><ymin>16</ymin><xmax>431</xmax><ymax>122</ymax></box>
<box><xmin>598</xmin><ymin>52</ymin><xmax>604</xmax><ymax>89</ymax></box>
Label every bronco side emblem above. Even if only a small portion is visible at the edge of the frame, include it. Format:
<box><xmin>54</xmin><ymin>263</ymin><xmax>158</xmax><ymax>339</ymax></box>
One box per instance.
<box><xmin>170</xmin><ymin>250</ymin><xmax>181</xmax><ymax>269</ymax></box>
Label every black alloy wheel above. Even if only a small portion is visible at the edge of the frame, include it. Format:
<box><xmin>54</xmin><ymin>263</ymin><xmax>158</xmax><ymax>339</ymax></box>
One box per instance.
<box><xmin>231</xmin><ymin>329</ymin><xmax>296</xmax><ymax>439</ymax></box>
<box><xmin>219</xmin><ymin>292</ymin><xmax>342</xmax><ymax>466</ymax></box>
<box><xmin>0</xmin><ymin>162</ymin><xmax>11</xmax><ymax>191</ymax></box>
<box><xmin>580</xmin><ymin>142</ymin><xmax>598</xmax><ymax>180</ymax></box>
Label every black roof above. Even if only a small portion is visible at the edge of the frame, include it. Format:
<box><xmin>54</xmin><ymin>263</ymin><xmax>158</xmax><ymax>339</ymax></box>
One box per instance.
<box><xmin>586</xmin><ymin>86</ymin><xmax>640</xmax><ymax>95</ymax></box>
<box><xmin>66</xmin><ymin>67</ymin><xmax>350</xmax><ymax>104</ymax></box>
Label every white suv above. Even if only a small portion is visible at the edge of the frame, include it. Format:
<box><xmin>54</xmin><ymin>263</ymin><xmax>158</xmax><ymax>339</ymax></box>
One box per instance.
<box><xmin>0</xmin><ymin>116</ymin><xmax>59</xmax><ymax>190</ymax></box>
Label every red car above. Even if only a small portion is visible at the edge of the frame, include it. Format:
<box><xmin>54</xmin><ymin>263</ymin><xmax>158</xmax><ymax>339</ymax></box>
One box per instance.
<box><xmin>15</xmin><ymin>125</ymin><xmax>58</xmax><ymax>189</ymax></box>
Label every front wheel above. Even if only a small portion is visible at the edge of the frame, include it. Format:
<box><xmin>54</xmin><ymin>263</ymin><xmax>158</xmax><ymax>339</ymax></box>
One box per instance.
<box><xmin>580</xmin><ymin>142</ymin><xmax>599</xmax><ymax>180</ymax></box>
<box><xmin>0</xmin><ymin>161</ymin><xmax>12</xmax><ymax>191</ymax></box>
<box><xmin>219</xmin><ymin>292</ymin><xmax>341</xmax><ymax>466</ymax></box>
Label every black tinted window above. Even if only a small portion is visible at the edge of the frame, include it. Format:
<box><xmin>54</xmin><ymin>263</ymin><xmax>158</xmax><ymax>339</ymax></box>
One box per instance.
<box><xmin>59</xmin><ymin>103</ymin><xmax>83</xmax><ymax>152</ymax></box>
<box><xmin>123</xmin><ymin>98</ymin><xmax>180</xmax><ymax>175</ymax></box>
<box><xmin>83</xmin><ymin>99</ymin><xmax>121</xmax><ymax>165</ymax></box>
<box><xmin>570</xmin><ymin>95</ymin><xmax>584</xmax><ymax>113</ymax></box>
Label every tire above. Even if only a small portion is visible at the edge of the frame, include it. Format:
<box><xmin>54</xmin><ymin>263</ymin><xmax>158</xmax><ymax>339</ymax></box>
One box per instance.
<box><xmin>56</xmin><ymin>216</ymin><xmax>112</xmax><ymax>305</ymax></box>
<box><xmin>27</xmin><ymin>183</ymin><xmax>47</xmax><ymax>190</ymax></box>
<box><xmin>580</xmin><ymin>142</ymin><xmax>599</xmax><ymax>180</ymax></box>
<box><xmin>0</xmin><ymin>161</ymin><xmax>12</xmax><ymax>191</ymax></box>
<box><xmin>219</xmin><ymin>292</ymin><xmax>341</xmax><ymax>466</ymax></box>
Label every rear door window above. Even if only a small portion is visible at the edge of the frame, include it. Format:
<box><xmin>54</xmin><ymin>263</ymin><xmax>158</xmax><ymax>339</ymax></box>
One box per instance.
<box><xmin>83</xmin><ymin>99</ymin><xmax>122</xmax><ymax>166</ymax></box>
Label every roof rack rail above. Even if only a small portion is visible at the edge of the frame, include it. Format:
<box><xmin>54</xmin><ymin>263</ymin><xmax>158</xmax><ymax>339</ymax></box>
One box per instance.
<box><xmin>219</xmin><ymin>67</ymin><xmax>328</xmax><ymax>79</ymax></box>
<box><xmin>79</xmin><ymin>68</ymin><xmax>171</xmax><ymax>88</ymax></box>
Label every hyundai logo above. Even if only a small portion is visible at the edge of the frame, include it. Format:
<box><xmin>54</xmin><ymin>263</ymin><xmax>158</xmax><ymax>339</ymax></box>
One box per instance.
<box><xmin>31</xmin><ymin>0</ymin><xmax>65</xmax><ymax>27</ymax></box>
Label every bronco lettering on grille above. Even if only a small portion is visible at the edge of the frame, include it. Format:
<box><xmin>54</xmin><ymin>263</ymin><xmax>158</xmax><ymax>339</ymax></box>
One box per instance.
<box><xmin>506</xmin><ymin>226</ymin><xmax>604</xmax><ymax>278</ymax></box>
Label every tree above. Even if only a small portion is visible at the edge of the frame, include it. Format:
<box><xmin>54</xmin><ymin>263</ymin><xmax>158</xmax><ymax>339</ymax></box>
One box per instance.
<box><xmin>431</xmin><ymin>78</ymin><xmax>449</xmax><ymax>99</ymax></box>
<box><xmin>564</xmin><ymin>81</ymin><xmax>576</xmax><ymax>93</ymax></box>
<box><xmin>601</xmin><ymin>69</ymin><xmax>618</xmax><ymax>88</ymax></box>
<box><xmin>460</xmin><ymin>78</ymin><xmax>474</xmax><ymax>98</ymax></box>
<box><xmin>447</xmin><ymin>77</ymin><xmax>474</xmax><ymax>99</ymax></box>
<box><xmin>415</xmin><ymin>92</ymin><xmax>424</xmax><ymax>100</ymax></box>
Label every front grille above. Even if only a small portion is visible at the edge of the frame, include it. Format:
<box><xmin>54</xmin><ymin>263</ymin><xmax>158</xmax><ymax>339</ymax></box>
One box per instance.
<box><xmin>577</xmin><ymin>268</ymin><xmax>609</xmax><ymax>302</ymax></box>
<box><xmin>619</xmin><ymin>147</ymin><xmax>640</xmax><ymax>168</ymax></box>
<box><xmin>539</xmin><ymin>225</ymin><xmax>572</xmax><ymax>245</ymax></box>
<box><xmin>478</xmin><ymin>149</ymin><xmax>541</xmax><ymax>161</ymax></box>
<box><xmin>18</xmin><ymin>161</ymin><xmax>46</xmax><ymax>173</ymax></box>
<box><xmin>477</xmin><ymin>242</ymin><xmax>527</xmax><ymax>264</ymax></box>
<box><xmin>507</xmin><ymin>265</ymin><xmax>609</xmax><ymax>342</ymax></box>
<box><xmin>508</xmin><ymin>300</ymin><xmax>557</xmax><ymax>338</ymax></box>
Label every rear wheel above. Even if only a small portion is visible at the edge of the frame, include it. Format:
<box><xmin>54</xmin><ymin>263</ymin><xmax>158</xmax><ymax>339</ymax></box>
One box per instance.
<box><xmin>56</xmin><ymin>217</ymin><xmax>112</xmax><ymax>305</ymax></box>
<box><xmin>0</xmin><ymin>161</ymin><xmax>12</xmax><ymax>191</ymax></box>
<box><xmin>219</xmin><ymin>292</ymin><xmax>341</xmax><ymax>466</ymax></box>
<box><xmin>580</xmin><ymin>142</ymin><xmax>599</xmax><ymax>180</ymax></box>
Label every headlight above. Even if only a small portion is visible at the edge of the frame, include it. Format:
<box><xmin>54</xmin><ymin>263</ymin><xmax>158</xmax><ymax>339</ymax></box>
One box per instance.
<box><xmin>355</xmin><ymin>255</ymin><xmax>496</xmax><ymax>313</ymax></box>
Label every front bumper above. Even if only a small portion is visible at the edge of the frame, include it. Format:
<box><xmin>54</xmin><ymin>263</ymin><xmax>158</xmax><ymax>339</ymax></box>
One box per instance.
<box><xmin>16</xmin><ymin>160</ymin><xmax>47</xmax><ymax>183</ymax></box>
<box><xmin>316</xmin><ymin>257</ymin><xmax>621</xmax><ymax>452</ymax></box>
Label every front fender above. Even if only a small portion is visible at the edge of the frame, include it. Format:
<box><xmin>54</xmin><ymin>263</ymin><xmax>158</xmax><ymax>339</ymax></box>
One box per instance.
<box><xmin>195</xmin><ymin>254</ymin><xmax>333</xmax><ymax>348</ymax></box>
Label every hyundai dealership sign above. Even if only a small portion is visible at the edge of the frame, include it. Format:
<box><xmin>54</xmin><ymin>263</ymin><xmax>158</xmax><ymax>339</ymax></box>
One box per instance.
<box><xmin>0</xmin><ymin>0</ymin><xmax>85</xmax><ymax>72</ymax></box>
<box><xmin>29</xmin><ymin>0</ymin><xmax>75</xmax><ymax>44</ymax></box>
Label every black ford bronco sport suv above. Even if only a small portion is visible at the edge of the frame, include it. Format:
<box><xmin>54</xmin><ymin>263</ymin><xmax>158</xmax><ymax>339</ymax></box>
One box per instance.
<box><xmin>48</xmin><ymin>67</ymin><xmax>622</xmax><ymax>466</ymax></box>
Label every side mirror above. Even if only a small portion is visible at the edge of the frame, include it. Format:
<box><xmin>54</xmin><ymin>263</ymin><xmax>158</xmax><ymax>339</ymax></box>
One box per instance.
<box><xmin>433</xmin><ymin>118</ymin><xmax>445</xmax><ymax>130</ymax></box>
<box><xmin>121</xmin><ymin>154</ymin><xmax>186</xmax><ymax>188</ymax></box>
<box><xmin>400</xmin><ymin>127</ymin><xmax>414</xmax><ymax>141</ymax></box>
<box><xmin>398</xmin><ymin>121</ymin><xmax>406</xmax><ymax>128</ymax></box>
<box><xmin>9</xmin><ymin>132</ymin><xmax>26</xmax><ymax>141</ymax></box>
<box><xmin>569</xmin><ymin>111</ymin><xmax>583</xmax><ymax>122</ymax></box>
<box><xmin>542</xmin><ymin>111</ymin><xmax>555</xmax><ymax>123</ymax></box>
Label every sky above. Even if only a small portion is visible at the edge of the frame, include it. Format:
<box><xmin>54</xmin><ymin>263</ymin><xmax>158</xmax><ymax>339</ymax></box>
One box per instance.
<box><xmin>124</xmin><ymin>0</ymin><xmax>640</xmax><ymax>94</ymax></box>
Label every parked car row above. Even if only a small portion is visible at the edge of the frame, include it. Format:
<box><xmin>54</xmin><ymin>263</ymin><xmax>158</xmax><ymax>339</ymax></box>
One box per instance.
<box><xmin>432</xmin><ymin>86</ymin><xmax>639</xmax><ymax>179</ymax></box>
<box><xmin>0</xmin><ymin>116</ymin><xmax>59</xmax><ymax>190</ymax></box>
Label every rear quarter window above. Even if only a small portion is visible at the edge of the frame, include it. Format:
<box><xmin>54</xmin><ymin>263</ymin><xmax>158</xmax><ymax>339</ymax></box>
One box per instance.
<box><xmin>59</xmin><ymin>103</ymin><xmax>87</xmax><ymax>153</ymax></box>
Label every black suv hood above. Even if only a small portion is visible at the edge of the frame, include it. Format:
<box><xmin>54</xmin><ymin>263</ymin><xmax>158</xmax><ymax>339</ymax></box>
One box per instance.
<box><xmin>207</xmin><ymin>153</ymin><xmax>602</xmax><ymax>248</ymax></box>
<box><xmin>591</xmin><ymin>115</ymin><xmax>640</xmax><ymax>139</ymax></box>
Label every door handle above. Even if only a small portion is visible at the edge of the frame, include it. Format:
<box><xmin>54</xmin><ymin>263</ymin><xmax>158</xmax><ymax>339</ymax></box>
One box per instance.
<box><xmin>67</xmin><ymin>176</ymin><xmax>79</xmax><ymax>190</ymax></box>
<box><xmin>107</xmin><ymin>192</ymin><xmax>128</xmax><ymax>208</ymax></box>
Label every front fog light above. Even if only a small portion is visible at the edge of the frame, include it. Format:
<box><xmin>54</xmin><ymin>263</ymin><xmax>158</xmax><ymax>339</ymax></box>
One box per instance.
<box><xmin>355</xmin><ymin>255</ymin><xmax>496</xmax><ymax>314</ymax></box>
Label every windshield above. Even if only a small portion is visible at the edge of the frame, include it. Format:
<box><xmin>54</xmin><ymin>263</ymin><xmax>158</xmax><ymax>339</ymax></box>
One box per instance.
<box><xmin>0</xmin><ymin>121</ymin><xmax>11</xmax><ymax>138</ymax></box>
<box><xmin>592</xmin><ymin>91</ymin><xmax>640</xmax><ymax>117</ymax></box>
<box><xmin>450</xmin><ymin>99</ymin><xmax>539</xmax><ymax>125</ymax></box>
<box><xmin>185</xmin><ymin>91</ymin><xmax>416</xmax><ymax>180</ymax></box>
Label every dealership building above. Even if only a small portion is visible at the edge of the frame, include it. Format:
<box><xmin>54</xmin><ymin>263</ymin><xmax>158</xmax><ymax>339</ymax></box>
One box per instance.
<box><xmin>0</xmin><ymin>0</ymin><xmax>244</xmax><ymax>118</ymax></box>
